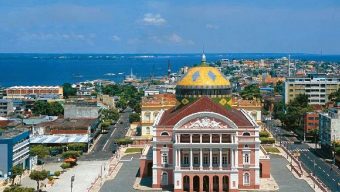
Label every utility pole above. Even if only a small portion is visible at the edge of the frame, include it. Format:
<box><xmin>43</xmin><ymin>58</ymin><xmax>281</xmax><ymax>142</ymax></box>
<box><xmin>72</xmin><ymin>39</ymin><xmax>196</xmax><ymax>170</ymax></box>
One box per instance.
<box><xmin>71</xmin><ymin>175</ymin><xmax>75</xmax><ymax>192</ymax></box>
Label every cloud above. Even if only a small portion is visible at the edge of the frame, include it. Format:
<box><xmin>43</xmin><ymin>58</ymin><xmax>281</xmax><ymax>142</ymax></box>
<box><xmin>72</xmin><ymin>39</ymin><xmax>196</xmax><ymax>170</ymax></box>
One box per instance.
<box><xmin>206</xmin><ymin>24</ymin><xmax>219</xmax><ymax>30</ymax></box>
<box><xmin>18</xmin><ymin>32</ymin><xmax>95</xmax><ymax>43</ymax></box>
<box><xmin>112</xmin><ymin>35</ymin><xmax>121</xmax><ymax>41</ymax></box>
<box><xmin>168</xmin><ymin>33</ymin><xmax>182</xmax><ymax>43</ymax></box>
<box><xmin>146</xmin><ymin>33</ymin><xmax>194</xmax><ymax>45</ymax></box>
<box><xmin>142</xmin><ymin>13</ymin><xmax>166</xmax><ymax>25</ymax></box>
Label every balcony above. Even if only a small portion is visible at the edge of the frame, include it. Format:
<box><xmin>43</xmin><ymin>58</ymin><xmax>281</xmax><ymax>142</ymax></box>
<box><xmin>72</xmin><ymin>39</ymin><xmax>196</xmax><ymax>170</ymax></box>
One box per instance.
<box><xmin>238</xmin><ymin>137</ymin><xmax>256</xmax><ymax>143</ymax></box>
<box><xmin>178</xmin><ymin>164</ymin><xmax>231</xmax><ymax>171</ymax></box>
<box><xmin>13</xmin><ymin>147</ymin><xmax>29</xmax><ymax>161</ymax></box>
<box><xmin>13</xmin><ymin>140</ymin><xmax>30</xmax><ymax>152</ymax></box>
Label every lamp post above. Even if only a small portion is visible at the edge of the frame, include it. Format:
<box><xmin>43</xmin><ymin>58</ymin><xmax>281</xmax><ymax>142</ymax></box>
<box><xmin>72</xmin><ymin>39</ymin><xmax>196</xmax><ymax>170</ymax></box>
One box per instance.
<box><xmin>71</xmin><ymin>175</ymin><xmax>75</xmax><ymax>192</ymax></box>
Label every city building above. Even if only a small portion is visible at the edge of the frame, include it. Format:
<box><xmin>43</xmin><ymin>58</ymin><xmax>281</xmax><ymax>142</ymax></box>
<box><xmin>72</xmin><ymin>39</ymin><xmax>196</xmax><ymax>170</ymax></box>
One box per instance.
<box><xmin>319</xmin><ymin>106</ymin><xmax>340</xmax><ymax>153</ymax></box>
<box><xmin>0</xmin><ymin>129</ymin><xmax>30</xmax><ymax>179</ymax></box>
<box><xmin>284</xmin><ymin>74</ymin><xmax>340</xmax><ymax>105</ymax></box>
<box><xmin>141</xmin><ymin>93</ymin><xmax>177</xmax><ymax>136</ymax></box>
<box><xmin>64</xmin><ymin>100</ymin><xmax>99</xmax><ymax>119</ymax></box>
<box><xmin>97</xmin><ymin>94</ymin><xmax>117</xmax><ymax>109</ymax></box>
<box><xmin>0</xmin><ymin>99</ymin><xmax>14</xmax><ymax>117</ymax></box>
<box><xmin>232</xmin><ymin>99</ymin><xmax>262</xmax><ymax>124</ymax></box>
<box><xmin>139</xmin><ymin>54</ymin><xmax>270</xmax><ymax>192</ymax></box>
<box><xmin>304</xmin><ymin>112</ymin><xmax>319</xmax><ymax>137</ymax></box>
<box><xmin>5</xmin><ymin>86</ymin><xmax>63</xmax><ymax>99</ymax></box>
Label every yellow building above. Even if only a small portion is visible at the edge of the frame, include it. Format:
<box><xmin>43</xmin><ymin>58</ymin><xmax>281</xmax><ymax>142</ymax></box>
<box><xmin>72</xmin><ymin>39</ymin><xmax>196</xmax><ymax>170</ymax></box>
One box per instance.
<box><xmin>141</xmin><ymin>93</ymin><xmax>177</xmax><ymax>136</ymax></box>
<box><xmin>285</xmin><ymin>74</ymin><xmax>340</xmax><ymax>105</ymax></box>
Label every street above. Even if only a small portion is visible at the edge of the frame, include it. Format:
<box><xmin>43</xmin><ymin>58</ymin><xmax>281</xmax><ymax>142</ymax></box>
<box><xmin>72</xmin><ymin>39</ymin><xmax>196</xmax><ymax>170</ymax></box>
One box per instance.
<box><xmin>80</xmin><ymin>109</ymin><xmax>131</xmax><ymax>161</ymax></box>
<box><xmin>267</xmin><ymin>122</ymin><xmax>340</xmax><ymax>191</ymax></box>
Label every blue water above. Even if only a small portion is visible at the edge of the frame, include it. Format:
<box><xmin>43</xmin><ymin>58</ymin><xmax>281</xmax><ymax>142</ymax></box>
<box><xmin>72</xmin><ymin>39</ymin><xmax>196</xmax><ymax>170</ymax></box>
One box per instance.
<box><xmin>0</xmin><ymin>53</ymin><xmax>339</xmax><ymax>87</ymax></box>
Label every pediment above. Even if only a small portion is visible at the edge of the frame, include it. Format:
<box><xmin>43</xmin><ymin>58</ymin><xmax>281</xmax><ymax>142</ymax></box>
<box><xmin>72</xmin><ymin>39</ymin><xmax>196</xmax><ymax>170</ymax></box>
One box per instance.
<box><xmin>181</xmin><ymin>117</ymin><xmax>228</xmax><ymax>129</ymax></box>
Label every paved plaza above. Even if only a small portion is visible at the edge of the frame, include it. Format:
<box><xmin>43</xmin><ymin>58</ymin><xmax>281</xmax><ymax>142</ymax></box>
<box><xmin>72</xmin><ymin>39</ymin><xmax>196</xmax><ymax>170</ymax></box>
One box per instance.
<box><xmin>270</xmin><ymin>154</ymin><xmax>313</xmax><ymax>192</ymax></box>
<box><xmin>19</xmin><ymin>160</ymin><xmax>107</xmax><ymax>192</ymax></box>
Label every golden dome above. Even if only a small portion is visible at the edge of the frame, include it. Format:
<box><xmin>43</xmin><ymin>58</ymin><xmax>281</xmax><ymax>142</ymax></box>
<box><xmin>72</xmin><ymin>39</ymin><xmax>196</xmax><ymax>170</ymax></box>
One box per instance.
<box><xmin>177</xmin><ymin>66</ymin><xmax>230</xmax><ymax>87</ymax></box>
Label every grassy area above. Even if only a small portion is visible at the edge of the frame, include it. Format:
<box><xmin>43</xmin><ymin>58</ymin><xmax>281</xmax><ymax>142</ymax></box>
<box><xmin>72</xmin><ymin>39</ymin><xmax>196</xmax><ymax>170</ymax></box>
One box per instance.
<box><xmin>263</xmin><ymin>146</ymin><xmax>280</xmax><ymax>153</ymax></box>
<box><xmin>125</xmin><ymin>148</ymin><xmax>143</xmax><ymax>154</ymax></box>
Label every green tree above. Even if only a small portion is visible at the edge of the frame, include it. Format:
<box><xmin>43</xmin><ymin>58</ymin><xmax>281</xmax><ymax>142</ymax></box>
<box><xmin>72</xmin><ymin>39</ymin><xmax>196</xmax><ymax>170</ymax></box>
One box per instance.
<box><xmin>62</xmin><ymin>83</ymin><xmax>77</xmax><ymax>98</ymax></box>
<box><xmin>29</xmin><ymin>170</ymin><xmax>48</xmax><ymax>191</ymax></box>
<box><xmin>32</xmin><ymin>101</ymin><xmax>63</xmax><ymax>116</ymax></box>
<box><xmin>129</xmin><ymin>113</ymin><xmax>140</xmax><ymax>123</ymax></box>
<box><xmin>274</xmin><ymin>81</ymin><xmax>284</xmax><ymax>95</ymax></box>
<box><xmin>328</xmin><ymin>88</ymin><xmax>340</xmax><ymax>103</ymax></box>
<box><xmin>4</xmin><ymin>186</ymin><xmax>34</xmax><ymax>192</ymax></box>
<box><xmin>10</xmin><ymin>165</ymin><xmax>24</xmax><ymax>186</ymax></box>
<box><xmin>30</xmin><ymin>145</ymin><xmax>49</xmax><ymax>158</ymax></box>
<box><xmin>283</xmin><ymin>94</ymin><xmax>313</xmax><ymax>130</ymax></box>
<box><xmin>240</xmin><ymin>84</ymin><xmax>262</xmax><ymax>100</ymax></box>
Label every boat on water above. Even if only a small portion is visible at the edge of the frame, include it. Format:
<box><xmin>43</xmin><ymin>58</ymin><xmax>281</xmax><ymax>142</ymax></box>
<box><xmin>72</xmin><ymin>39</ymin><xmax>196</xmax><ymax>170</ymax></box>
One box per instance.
<box><xmin>104</xmin><ymin>73</ymin><xmax>116</xmax><ymax>76</ymax></box>
<box><xmin>118</xmin><ymin>72</ymin><xmax>124</xmax><ymax>75</ymax></box>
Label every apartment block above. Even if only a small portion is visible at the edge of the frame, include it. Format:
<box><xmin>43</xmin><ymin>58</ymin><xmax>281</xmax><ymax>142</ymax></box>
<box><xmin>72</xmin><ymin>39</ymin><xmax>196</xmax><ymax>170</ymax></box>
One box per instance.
<box><xmin>284</xmin><ymin>74</ymin><xmax>340</xmax><ymax>105</ymax></box>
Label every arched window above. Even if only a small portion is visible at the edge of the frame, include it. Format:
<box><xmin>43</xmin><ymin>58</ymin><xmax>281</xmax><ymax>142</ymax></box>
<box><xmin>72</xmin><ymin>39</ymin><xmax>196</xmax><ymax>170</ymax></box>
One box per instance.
<box><xmin>242</xmin><ymin>132</ymin><xmax>250</xmax><ymax>136</ymax></box>
<box><xmin>162</xmin><ymin>153</ymin><xmax>168</xmax><ymax>164</ymax></box>
<box><xmin>244</xmin><ymin>153</ymin><xmax>249</xmax><ymax>164</ymax></box>
<box><xmin>161</xmin><ymin>132</ymin><xmax>169</xmax><ymax>136</ymax></box>
<box><xmin>161</xmin><ymin>172</ymin><xmax>168</xmax><ymax>185</ymax></box>
<box><xmin>243</xmin><ymin>173</ymin><xmax>250</xmax><ymax>185</ymax></box>
<box><xmin>146</xmin><ymin>127</ymin><xmax>150</xmax><ymax>134</ymax></box>
<box><xmin>244</xmin><ymin>144</ymin><xmax>249</xmax><ymax>148</ymax></box>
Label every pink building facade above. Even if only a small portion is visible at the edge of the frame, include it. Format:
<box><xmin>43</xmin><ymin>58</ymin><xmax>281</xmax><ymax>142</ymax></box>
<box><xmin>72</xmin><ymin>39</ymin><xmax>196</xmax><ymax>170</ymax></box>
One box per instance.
<box><xmin>140</xmin><ymin>97</ymin><xmax>270</xmax><ymax>192</ymax></box>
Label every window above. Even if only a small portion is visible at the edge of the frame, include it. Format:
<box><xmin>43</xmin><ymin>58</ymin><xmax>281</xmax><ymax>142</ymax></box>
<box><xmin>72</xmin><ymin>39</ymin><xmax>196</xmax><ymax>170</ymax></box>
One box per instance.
<box><xmin>194</xmin><ymin>156</ymin><xmax>199</xmax><ymax>165</ymax></box>
<box><xmin>243</xmin><ymin>132</ymin><xmax>250</xmax><ymax>136</ymax></box>
<box><xmin>161</xmin><ymin>132</ymin><xmax>169</xmax><ymax>136</ymax></box>
<box><xmin>162</xmin><ymin>153</ymin><xmax>168</xmax><ymax>164</ymax></box>
<box><xmin>183</xmin><ymin>155</ymin><xmax>189</xmax><ymax>165</ymax></box>
<box><xmin>146</xmin><ymin>127</ymin><xmax>150</xmax><ymax>134</ymax></box>
<box><xmin>161</xmin><ymin>172</ymin><xmax>168</xmax><ymax>185</ymax></box>
<box><xmin>213</xmin><ymin>156</ymin><xmax>218</xmax><ymax>164</ymax></box>
<box><xmin>203</xmin><ymin>155</ymin><xmax>209</xmax><ymax>165</ymax></box>
<box><xmin>244</xmin><ymin>144</ymin><xmax>249</xmax><ymax>148</ymax></box>
<box><xmin>243</xmin><ymin>173</ymin><xmax>250</xmax><ymax>185</ymax></box>
<box><xmin>222</xmin><ymin>156</ymin><xmax>228</xmax><ymax>165</ymax></box>
<box><xmin>244</xmin><ymin>153</ymin><xmax>250</xmax><ymax>164</ymax></box>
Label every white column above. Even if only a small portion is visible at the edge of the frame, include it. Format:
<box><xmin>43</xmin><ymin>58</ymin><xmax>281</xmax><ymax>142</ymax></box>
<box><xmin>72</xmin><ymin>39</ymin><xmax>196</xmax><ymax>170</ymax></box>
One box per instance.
<box><xmin>219</xmin><ymin>148</ymin><xmax>222</xmax><ymax>170</ymax></box>
<box><xmin>190</xmin><ymin>134</ymin><xmax>192</xmax><ymax>143</ymax></box>
<box><xmin>209</xmin><ymin>148</ymin><xmax>212</xmax><ymax>169</ymax></box>
<box><xmin>176</xmin><ymin>149</ymin><xmax>179</xmax><ymax>168</ymax></box>
<box><xmin>231</xmin><ymin>149</ymin><xmax>234</xmax><ymax>168</ymax></box>
<box><xmin>220</xmin><ymin>134</ymin><xmax>222</xmax><ymax>143</ymax></box>
<box><xmin>190</xmin><ymin>148</ymin><xmax>193</xmax><ymax>170</ymax></box>
<box><xmin>210</xmin><ymin>134</ymin><xmax>212</xmax><ymax>143</ymax></box>
<box><xmin>200</xmin><ymin>148</ymin><xmax>203</xmax><ymax>169</ymax></box>
<box><xmin>200</xmin><ymin>134</ymin><xmax>202</xmax><ymax>143</ymax></box>
<box><xmin>179</xmin><ymin>149</ymin><xmax>181</xmax><ymax>169</ymax></box>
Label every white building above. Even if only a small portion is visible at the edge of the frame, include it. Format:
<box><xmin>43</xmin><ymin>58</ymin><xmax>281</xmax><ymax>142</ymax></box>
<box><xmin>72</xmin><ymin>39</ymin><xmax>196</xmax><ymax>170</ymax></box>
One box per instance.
<box><xmin>319</xmin><ymin>106</ymin><xmax>340</xmax><ymax>150</ymax></box>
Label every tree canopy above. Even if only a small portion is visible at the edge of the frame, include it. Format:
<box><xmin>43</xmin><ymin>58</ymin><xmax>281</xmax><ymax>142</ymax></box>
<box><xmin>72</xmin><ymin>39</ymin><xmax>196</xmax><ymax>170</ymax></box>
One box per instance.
<box><xmin>62</xmin><ymin>83</ymin><xmax>77</xmax><ymax>98</ymax></box>
<box><xmin>32</xmin><ymin>101</ymin><xmax>64</xmax><ymax>116</ymax></box>
<box><xmin>129</xmin><ymin>113</ymin><xmax>141</xmax><ymax>123</ymax></box>
<box><xmin>29</xmin><ymin>170</ymin><xmax>48</xmax><ymax>191</ymax></box>
<box><xmin>328</xmin><ymin>88</ymin><xmax>340</xmax><ymax>103</ymax></box>
<box><xmin>10</xmin><ymin>165</ymin><xmax>24</xmax><ymax>186</ymax></box>
<box><xmin>30</xmin><ymin>145</ymin><xmax>50</xmax><ymax>158</ymax></box>
<box><xmin>240</xmin><ymin>84</ymin><xmax>261</xmax><ymax>100</ymax></box>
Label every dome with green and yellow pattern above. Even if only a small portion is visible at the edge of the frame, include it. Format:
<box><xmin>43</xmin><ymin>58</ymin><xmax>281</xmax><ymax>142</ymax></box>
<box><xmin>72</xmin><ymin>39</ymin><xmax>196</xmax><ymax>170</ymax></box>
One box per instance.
<box><xmin>176</xmin><ymin>53</ymin><xmax>232</xmax><ymax>107</ymax></box>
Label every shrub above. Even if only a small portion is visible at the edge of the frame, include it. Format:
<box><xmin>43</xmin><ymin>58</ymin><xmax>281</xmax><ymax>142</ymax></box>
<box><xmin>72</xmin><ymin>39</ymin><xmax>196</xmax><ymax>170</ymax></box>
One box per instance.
<box><xmin>30</xmin><ymin>145</ymin><xmax>49</xmax><ymax>158</ymax></box>
<box><xmin>60</xmin><ymin>163</ymin><xmax>71</xmax><ymax>170</ymax></box>
<box><xmin>259</xmin><ymin>131</ymin><xmax>270</xmax><ymax>138</ymax></box>
<box><xmin>114</xmin><ymin>137</ymin><xmax>133</xmax><ymax>145</ymax></box>
<box><xmin>4</xmin><ymin>186</ymin><xmax>35</xmax><ymax>192</ymax></box>
<box><xmin>48</xmin><ymin>176</ymin><xmax>53</xmax><ymax>181</ymax></box>
<box><xmin>62</xmin><ymin>151</ymin><xmax>80</xmax><ymax>159</ymax></box>
<box><xmin>54</xmin><ymin>171</ymin><xmax>61</xmax><ymax>177</ymax></box>
<box><xmin>260</xmin><ymin>137</ymin><xmax>275</xmax><ymax>144</ymax></box>
<box><xmin>67</xmin><ymin>143</ymin><xmax>86</xmax><ymax>152</ymax></box>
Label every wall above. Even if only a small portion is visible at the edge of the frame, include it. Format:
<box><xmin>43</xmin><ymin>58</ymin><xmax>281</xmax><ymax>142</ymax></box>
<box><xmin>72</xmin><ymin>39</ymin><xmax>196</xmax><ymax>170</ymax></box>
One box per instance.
<box><xmin>260</xmin><ymin>159</ymin><xmax>270</xmax><ymax>178</ymax></box>
<box><xmin>64</xmin><ymin>104</ymin><xmax>98</xmax><ymax>119</ymax></box>
<box><xmin>0</xmin><ymin>144</ymin><xmax>8</xmax><ymax>178</ymax></box>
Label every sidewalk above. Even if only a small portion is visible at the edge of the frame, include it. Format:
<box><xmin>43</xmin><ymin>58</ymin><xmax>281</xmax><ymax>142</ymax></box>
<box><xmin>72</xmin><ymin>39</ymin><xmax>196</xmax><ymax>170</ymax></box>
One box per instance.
<box><xmin>276</xmin><ymin>145</ymin><xmax>324</xmax><ymax>192</ymax></box>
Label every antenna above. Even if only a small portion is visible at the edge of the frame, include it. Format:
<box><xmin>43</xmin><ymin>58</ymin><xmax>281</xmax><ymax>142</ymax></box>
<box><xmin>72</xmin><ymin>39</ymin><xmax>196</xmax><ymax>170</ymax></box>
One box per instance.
<box><xmin>288</xmin><ymin>54</ymin><xmax>291</xmax><ymax>77</ymax></box>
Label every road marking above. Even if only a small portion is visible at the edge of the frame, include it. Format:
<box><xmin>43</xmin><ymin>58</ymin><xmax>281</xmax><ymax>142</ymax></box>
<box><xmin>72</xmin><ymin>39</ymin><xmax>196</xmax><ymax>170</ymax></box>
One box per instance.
<box><xmin>319</xmin><ymin>166</ymin><xmax>321</xmax><ymax>169</ymax></box>
<box><xmin>327</xmin><ymin>174</ymin><xmax>329</xmax><ymax>176</ymax></box>
<box><xmin>102</xmin><ymin>128</ymin><xmax>117</xmax><ymax>151</ymax></box>
<box><xmin>120</xmin><ymin>157</ymin><xmax>134</xmax><ymax>162</ymax></box>
<box><xmin>333</xmin><ymin>179</ymin><xmax>335</xmax><ymax>181</ymax></box>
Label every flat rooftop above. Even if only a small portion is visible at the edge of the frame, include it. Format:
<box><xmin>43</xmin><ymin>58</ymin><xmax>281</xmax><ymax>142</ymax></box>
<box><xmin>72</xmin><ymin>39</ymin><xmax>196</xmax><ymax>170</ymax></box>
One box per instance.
<box><xmin>38</xmin><ymin>118</ymin><xmax>97</xmax><ymax>130</ymax></box>
<box><xmin>0</xmin><ymin>128</ymin><xmax>29</xmax><ymax>139</ymax></box>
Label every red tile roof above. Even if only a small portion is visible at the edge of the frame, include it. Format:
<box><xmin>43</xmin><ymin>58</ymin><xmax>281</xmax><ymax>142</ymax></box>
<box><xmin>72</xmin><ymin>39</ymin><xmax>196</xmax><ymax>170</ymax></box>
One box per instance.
<box><xmin>158</xmin><ymin>96</ymin><xmax>253</xmax><ymax>127</ymax></box>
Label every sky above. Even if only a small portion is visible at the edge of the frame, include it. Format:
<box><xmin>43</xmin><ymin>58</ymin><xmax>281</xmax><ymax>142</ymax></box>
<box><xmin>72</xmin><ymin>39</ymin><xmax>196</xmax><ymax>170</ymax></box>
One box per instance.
<box><xmin>0</xmin><ymin>0</ymin><xmax>339</xmax><ymax>54</ymax></box>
